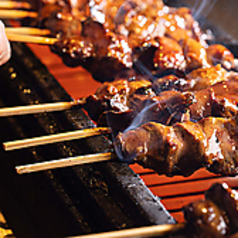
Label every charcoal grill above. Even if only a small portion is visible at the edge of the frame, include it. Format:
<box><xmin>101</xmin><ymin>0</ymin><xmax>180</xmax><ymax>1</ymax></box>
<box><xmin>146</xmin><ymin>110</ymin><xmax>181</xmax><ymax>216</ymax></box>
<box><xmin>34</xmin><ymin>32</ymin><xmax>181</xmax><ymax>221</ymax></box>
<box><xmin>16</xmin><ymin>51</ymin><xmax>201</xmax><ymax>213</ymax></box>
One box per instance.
<box><xmin>0</xmin><ymin>42</ymin><xmax>175</xmax><ymax>238</ymax></box>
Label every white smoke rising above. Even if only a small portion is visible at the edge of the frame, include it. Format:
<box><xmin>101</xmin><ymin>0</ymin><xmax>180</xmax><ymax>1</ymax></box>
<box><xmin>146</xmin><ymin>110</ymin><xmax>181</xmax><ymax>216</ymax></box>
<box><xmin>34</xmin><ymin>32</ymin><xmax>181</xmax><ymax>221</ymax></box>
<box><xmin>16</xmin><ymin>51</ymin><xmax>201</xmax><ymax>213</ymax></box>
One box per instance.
<box><xmin>192</xmin><ymin>0</ymin><xmax>217</xmax><ymax>26</ymax></box>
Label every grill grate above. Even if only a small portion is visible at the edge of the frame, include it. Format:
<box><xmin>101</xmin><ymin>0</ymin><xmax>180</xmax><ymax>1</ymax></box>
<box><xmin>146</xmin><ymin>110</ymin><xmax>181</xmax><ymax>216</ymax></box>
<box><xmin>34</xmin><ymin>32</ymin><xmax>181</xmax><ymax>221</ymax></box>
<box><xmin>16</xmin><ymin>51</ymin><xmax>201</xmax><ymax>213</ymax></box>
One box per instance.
<box><xmin>0</xmin><ymin>42</ymin><xmax>175</xmax><ymax>238</ymax></box>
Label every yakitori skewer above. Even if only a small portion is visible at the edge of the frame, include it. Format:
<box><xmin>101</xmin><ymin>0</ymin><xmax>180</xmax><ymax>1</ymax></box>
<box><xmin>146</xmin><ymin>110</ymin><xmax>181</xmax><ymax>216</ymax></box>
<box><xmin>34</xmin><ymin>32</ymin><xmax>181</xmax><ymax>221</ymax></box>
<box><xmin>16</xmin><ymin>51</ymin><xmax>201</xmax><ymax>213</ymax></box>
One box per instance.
<box><xmin>4</xmin><ymin>127</ymin><xmax>111</xmax><ymax>151</ymax></box>
<box><xmin>0</xmin><ymin>10</ymin><xmax>37</xmax><ymax>19</ymax></box>
<box><xmin>6</xmin><ymin>32</ymin><xmax>57</xmax><ymax>44</ymax></box>
<box><xmin>16</xmin><ymin>152</ymin><xmax>115</xmax><ymax>174</ymax></box>
<box><xmin>14</xmin><ymin>116</ymin><xmax>238</xmax><ymax>177</ymax></box>
<box><xmin>0</xmin><ymin>100</ymin><xmax>83</xmax><ymax>117</ymax></box>
<box><xmin>0</xmin><ymin>1</ymin><xmax>31</xmax><ymax>9</ymax></box>
<box><xmin>5</xmin><ymin>27</ymin><xmax>51</xmax><ymax>36</ymax></box>
<box><xmin>69</xmin><ymin>223</ymin><xmax>184</xmax><ymax>238</ymax></box>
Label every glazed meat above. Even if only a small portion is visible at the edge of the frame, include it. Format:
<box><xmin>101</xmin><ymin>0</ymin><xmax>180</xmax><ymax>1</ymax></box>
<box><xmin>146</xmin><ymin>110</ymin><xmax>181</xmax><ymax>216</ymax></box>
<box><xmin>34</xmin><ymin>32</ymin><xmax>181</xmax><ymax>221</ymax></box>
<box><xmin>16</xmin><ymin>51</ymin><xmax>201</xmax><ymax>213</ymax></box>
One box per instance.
<box><xmin>207</xmin><ymin>44</ymin><xmax>235</xmax><ymax>70</ymax></box>
<box><xmin>89</xmin><ymin>73</ymin><xmax>238</xmax><ymax>132</ymax></box>
<box><xmin>82</xmin><ymin>76</ymin><xmax>154</xmax><ymax>122</ymax></box>
<box><xmin>51</xmin><ymin>20</ymin><xmax>133</xmax><ymax>81</ymax></box>
<box><xmin>184</xmin><ymin>199</ymin><xmax>229</xmax><ymax>238</ymax></box>
<box><xmin>115</xmin><ymin>117</ymin><xmax>238</xmax><ymax>176</ymax></box>
<box><xmin>183</xmin><ymin>183</ymin><xmax>238</xmax><ymax>238</ymax></box>
<box><xmin>34</xmin><ymin>0</ymin><xmax>226</xmax><ymax>82</ymax></box>
<box><xmin>97</xmin><ymin>90</ymin><xmax>194</xmax><ymax>132</ymax></box>
<box><xmin>77</xmin><ymin>69</ymin><xmax>238</xmax><ymax>134</ymax></box>
<box><xmin>36</xmin><ymin>1</ymin><xmax>85</xmax><ymax>37</ymax></box>
<box><xmin>152</xmin><ymin>65</ymin><xmax>229</xmax><ymax>93</ymax></box>
<box><xmin>190</xmin><ymin>76</ymin><xmax>238</xmax><ymax>121</ymax></box>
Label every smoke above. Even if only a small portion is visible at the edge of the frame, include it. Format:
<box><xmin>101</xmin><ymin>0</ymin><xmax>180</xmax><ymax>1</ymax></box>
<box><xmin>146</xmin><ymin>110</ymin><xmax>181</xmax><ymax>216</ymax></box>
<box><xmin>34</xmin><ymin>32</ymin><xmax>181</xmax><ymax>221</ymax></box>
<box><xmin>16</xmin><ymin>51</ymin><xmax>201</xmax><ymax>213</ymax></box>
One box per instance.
<box><xmin>192</xmin><ymin>0</ymin><xmax>217</xmax><ymax>27</ymax></box>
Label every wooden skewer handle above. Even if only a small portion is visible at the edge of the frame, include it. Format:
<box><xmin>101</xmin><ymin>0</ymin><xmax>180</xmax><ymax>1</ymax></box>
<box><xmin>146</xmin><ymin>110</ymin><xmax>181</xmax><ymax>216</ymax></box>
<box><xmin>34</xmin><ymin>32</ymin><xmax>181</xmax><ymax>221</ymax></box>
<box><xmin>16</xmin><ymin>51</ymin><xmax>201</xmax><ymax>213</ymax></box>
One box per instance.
<box><xmin>6</xmin><ymin>32</ymin><xmax>57</xmax><ymax>45</ymax></box>
<box><xmin>5</xmin><ymin>27</ymin><xmax>51</xmax><ymax>36</ymax></box>
<box><xmin>0</xmin><ymin>100</ymin><xmax>82</xmax><ymax>117</ymax></box>
<box><xmin>16</xmin><ymin>152</ymin><xmax>115</xmax><ymax>174</ymax></box>
<box><xmin>69</xmin><ymin>223</ymin><xmax>184</xmax><ymax>238</ymax></box>
<box><xmin>4</xmin><ymin>127</ymin><xmax>111</xmax><ymax>151</ymax></box>
<box><xmin>0</xmin><ymin>10</ymin><xmax>37</xmax><ymax>19</ymax></box>
<box><xmin>0</xmin><ymin>1</ymin><xmax>31</xmax><ymax>9</ymax></box>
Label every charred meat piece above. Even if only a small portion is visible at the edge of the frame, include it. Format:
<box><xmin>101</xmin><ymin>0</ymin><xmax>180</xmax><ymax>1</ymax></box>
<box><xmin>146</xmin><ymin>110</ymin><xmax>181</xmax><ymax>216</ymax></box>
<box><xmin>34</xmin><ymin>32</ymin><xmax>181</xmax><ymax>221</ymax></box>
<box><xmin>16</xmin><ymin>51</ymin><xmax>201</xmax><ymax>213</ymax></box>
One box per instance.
<box><xmin>36</xmin><ymin>1</ymin><xmax>84</xmax><ymax>37</ymax></box>
<box><xmin>205</xmin><ymin>183</ymin><xmax>238</xmax><ymax>233</ymax></box>
<box><xmin>36</xmin><ymin>0</ymin><xmax>214</xmax><ymax>82</ymax></box>
<box><xmin>181</xmin><ymin>38</ymin><xmax>210</xmax><ymax>72</ymax></box>
<box><xmin>137</xmin><ymin>37</ymin><xmax>186</xmax><ymax>77</ymax></box>
<box><xmin>185</xmin><ymin>64</ymin><xmax>229</xmax><ymax>91</ymax></box>
<box><xmin>183</xmin><ymin>199</ymin><xmax>229</xmax><ymax>238</ymax></box>
<box><xmin>83</xmin><ymin>77</ymin><xmax>154</xmax><ymax>122</ymax></box>
<box><xmin>97</xmin><ymin>90</ymin><xmax>194</xmax><ymax>132</ymax></box>
<box><xmin>115</xmin><ymin>117</ymin><xmax>238</xmax><ymax>176</ymax></box>
<box><xmin>51</xmin><ymin>19</ymin><xmax>133</xmax><ymax>81</ymax></box>
<box><xmin>206</xmin><ymin>44</ymin><xmax>235</xmax><ymax>70</ymax></box>
<box><xmin>164</xmin><ymin>7</ymin><xmax>208</xmax><ymax>47</ymax></box>
<box><xmin>152</xmin><ymin>65</ymin><xmax>229</xmax><ymax>93</ymax></box>
<box><xmin>190</xmin><ymin>77</ymin><xmax>238</xmax><ymax>121</ymax></box>
<box><xmin>83</xmin><ymin>72</ymin><xmax>238</xmax><ymax>132</ymax></box>
<box><xmin>95</xmin><ymin>73</ymin><xmax>238</xmax><ymax>132</ymax></box>
<box><xmin>183</xmin><ymin>183</ymin><xmax>238</xmax><ymax>238</ymax></box>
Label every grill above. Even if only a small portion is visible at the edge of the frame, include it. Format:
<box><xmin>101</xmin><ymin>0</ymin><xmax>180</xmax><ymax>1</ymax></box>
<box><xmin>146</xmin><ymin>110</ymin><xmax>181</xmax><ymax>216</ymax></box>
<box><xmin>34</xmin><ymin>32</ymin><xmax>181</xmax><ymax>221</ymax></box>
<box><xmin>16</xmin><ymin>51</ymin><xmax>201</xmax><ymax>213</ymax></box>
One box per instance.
<box><xmin>28</xmin><ymin>42</ymin><xmax>238</xmax><ymax>226</ymax></box>
<box><xmin>0</xmin><ymin>42</ymin><xmax>174</xmax><ymax>238</ymax></box>
<box><xmin>1</xmin><ymin>1</ymin><xmax>238</xmax><ymax>237</ymax></box>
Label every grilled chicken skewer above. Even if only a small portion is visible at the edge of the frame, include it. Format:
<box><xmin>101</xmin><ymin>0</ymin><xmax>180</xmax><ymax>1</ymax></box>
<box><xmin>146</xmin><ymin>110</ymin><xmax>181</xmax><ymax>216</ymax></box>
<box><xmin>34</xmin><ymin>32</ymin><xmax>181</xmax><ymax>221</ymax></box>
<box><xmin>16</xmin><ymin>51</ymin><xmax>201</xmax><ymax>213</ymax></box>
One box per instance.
<box><xmin>115</xmin><ymin>116</ymin><xmax>238</xmax><ymax>177</ymax></box>
<box><xmin>11</xmin><ymin>0</ymin><xmax>235</xmax><ymax>82</ymax></box>
<box><xmin>15</xmin><ymin>116</ymin><xmax>238</xmax><ymax>177</ymax></box>
<box><xmin>0</xmin><ymin>66</ymin><xmax>235</xmax><ymax>120</ymax></box>
<box><xmin>3</xmin><ymin>68</ymin><xmax>238</xmax><ymax>151</ymax></box>
<box><xmin>0</xmin><ymin>77</ymin><xmax>153</xmax><ymax>117</ymax></box>
<box><xmin>184</xmin><ymin>183</ymin><xmax>238</xmax><ymax>238</ymax></box>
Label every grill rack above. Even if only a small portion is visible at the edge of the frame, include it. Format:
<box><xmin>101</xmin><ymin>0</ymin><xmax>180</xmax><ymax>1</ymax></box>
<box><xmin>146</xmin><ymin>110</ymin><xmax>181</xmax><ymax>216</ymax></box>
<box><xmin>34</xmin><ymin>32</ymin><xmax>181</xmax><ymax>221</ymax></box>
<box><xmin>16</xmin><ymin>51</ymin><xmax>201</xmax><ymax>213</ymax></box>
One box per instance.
<box><xmin>0</xmin><ymin>42</ymin><xmax>175</xmax><ymax>238</ymax></box>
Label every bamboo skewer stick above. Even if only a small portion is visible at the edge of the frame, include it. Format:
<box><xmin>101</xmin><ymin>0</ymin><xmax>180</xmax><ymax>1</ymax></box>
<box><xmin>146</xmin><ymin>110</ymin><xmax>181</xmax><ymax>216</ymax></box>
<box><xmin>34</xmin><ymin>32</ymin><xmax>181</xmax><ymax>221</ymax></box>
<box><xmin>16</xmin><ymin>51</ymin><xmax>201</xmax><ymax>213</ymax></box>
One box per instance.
<box><xmin>4</xmin><ymin>127</ymin><xmax>111</xmax><ymax>151</ymax></box>
<box><xmin>0</xmin><ymin>10</ymin><xmax>37</xmax><ymax>19</ymax></box>
<box><xmin>0</xmin><ymin>100</ymin><xmax>84</xmax><ymax>117</ymax></box>
<box><xmin>16</xmin><ymin>152</ymin><xmax>115</xmax><ymax>174</ymax></box>
<box><xmin>0</xmin><ymin>1</ymin><xmax>31</xmax><ymax>9</ymax></box>
<box><xmin>5</xmin><ymin>27</ymin><xmax>51</xmax><ymax>36</ymax></box>
<box><xmin>69</xmin><ymin>223</ymin><xmax>185</xmax><ymax>238</ymax></box>
<box><xmin>6</xmin><ymin>32</ymin><xmax>57</xmax><ymax>45</ymax></box>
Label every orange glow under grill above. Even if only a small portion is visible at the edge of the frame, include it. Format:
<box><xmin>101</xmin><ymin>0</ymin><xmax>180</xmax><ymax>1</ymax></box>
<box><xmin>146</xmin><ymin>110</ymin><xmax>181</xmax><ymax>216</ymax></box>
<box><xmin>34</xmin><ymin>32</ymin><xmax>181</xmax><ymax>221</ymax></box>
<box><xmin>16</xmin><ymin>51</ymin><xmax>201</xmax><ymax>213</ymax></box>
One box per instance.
<box><xmin>27</xmin><ymin>43</ymin><xmax>238</xmax><ymax>223</ymax></box>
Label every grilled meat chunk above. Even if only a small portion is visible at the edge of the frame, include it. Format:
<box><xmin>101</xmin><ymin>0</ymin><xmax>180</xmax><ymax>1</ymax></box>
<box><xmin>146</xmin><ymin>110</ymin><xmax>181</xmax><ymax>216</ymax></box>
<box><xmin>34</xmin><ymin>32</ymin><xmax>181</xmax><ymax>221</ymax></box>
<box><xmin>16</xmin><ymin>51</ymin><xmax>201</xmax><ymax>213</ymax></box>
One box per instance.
<box><xmin>184</xmin><ymin>199</ymin><xmax>229</xmax><ymax>238</ymax></box>
<box><xmin>206</xmin><ymin>44</ymin><xmax>235</xmax><ymax>70</ymax></box>
<box><xmin>51</xmin><ymin>19</ymin><xmax>133</xmax><ymax>81</ymax></box>
<box><xmin>206</xmin><ymin>183</ymin><xmax>238</xmax><ymax>233</ymax></box>
<box><xmin>115</xmin><ymin>117</ymin><xmax>238</xmax><ymax>176</ymax></box>
<box><xmin>97</xmin><ymin>90</ymin><xmax>194</xmax><ymax>132</ymax></box>
<box><xmin>183</xmin><ymin>183</ymin><xmax>238</xmax><ymax>238</ymax></box>
<box><xmin>83</xmin><ymin>77</ymin><xmax>154</xmax><ymax>122</ymax></box>
<box><xmin>35</xmin><ymin>0</ymin><xmax>215</xmax><ymax>81</ymax></box>
<box><xmin>190</xmin><ymin>77</ymin><xmax>238</xmax><ymax>121</ymax></box>
<box><xmin>152</xmin><ymin>65</ymin><xmax>229</xmax><ymax>93</ymax></box>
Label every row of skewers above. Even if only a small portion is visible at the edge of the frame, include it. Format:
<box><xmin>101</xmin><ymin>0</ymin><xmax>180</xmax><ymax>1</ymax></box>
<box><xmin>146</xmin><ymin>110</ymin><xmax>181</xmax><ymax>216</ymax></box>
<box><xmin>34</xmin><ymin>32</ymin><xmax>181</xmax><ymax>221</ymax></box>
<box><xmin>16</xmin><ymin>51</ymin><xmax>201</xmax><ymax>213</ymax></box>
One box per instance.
<box><xmin>1</xmin><ymin>0</ymin><xmax>238</xmax><ymax>237</ymax></box>
<box><xmin>0</xmin><ymin>0</ymin><xmax>237</xmax><ymax>178</ymax></box>
<box><xmin>0</xmin><ymin>65</ymin><xmax>238</xmax><ymax>177</ymax></box>
<box><xmin>1</xmin><ymin>0</ymin><xmax>238</xmax><ymax>81</ymax></box>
